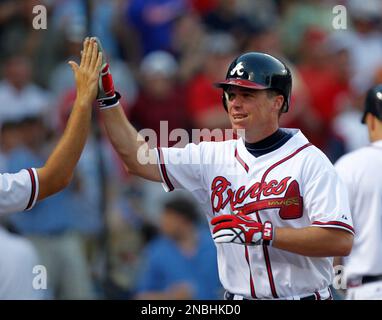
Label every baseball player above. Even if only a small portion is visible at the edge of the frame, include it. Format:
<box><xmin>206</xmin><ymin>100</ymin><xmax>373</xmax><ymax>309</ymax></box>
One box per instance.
<box><xmin>97</xmin><ymin>43</ymin><xmax>354</xmax><ymax>299</ymax></box>
<box><xmin>335</xmin><ymin>84</ymin><xmax>382</xmax><ymax>300</ymax></box>
<box><xmin>0</xmin><ymin>37</ymin><xmax>102</xmax><ymax>215</ymax></box>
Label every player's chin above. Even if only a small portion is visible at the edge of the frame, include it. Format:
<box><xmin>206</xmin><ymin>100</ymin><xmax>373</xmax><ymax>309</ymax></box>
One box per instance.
<box><xmin>230</xmin><ymin>118</ymin><xmax>249</xmax><ymax>130</ymax></box>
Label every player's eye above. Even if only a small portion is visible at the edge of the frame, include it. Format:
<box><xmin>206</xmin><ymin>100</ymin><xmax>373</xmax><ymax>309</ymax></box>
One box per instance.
<box><xmin>226</xmin><ymin>92</ymin><xmax>235</xmax><ymax>101</ymax></box>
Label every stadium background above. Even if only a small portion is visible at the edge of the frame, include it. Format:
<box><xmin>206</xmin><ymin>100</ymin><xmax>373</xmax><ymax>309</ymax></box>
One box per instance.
<box><xmin>0</xmin><ymin>0</ymin><xmax>379</xmax><ymax>299</ymax></box>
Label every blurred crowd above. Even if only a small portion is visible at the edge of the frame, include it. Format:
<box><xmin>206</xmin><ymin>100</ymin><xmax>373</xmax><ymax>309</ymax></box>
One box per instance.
<box><xmin>0</xmin><ymin>0</ymin><xmax>381</xmax><ymax>299</ymax></box>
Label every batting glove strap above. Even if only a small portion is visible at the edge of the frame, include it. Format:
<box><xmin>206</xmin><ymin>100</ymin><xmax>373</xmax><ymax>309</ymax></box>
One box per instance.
<box><xmin>97</xmin><ymin>91</ymin><xmax>121</xmax><ymax>109</ymax></box>
<box><xmin>261</xmin><ymin>221</ymin><xmax>274</xmax><ymax>246</ymax></box>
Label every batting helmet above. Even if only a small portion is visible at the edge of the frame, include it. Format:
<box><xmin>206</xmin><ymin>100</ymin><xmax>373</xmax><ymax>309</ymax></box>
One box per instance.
<box><xmin>214</xmin><ymin>52</ymin><xmax>292</xmax><ymax>113</ymax></box>
<box><xmin>362</xmin><ymin>84</ymin><xmax>382</xmax><ymax>123</ymax></box>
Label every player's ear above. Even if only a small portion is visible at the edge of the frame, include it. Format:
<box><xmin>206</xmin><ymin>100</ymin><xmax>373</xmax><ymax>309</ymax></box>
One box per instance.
<box><xmin>272</xmin><ymin>94</ymin><xmax>284</xmax><ymax>114</ymax></box>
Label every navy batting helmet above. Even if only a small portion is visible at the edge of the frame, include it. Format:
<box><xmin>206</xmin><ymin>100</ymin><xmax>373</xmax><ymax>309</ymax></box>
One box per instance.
<box><xmin>214</xmin><ymin>52</ymin><xmax>292</xmax><ymax>113</ymax></box>
<box><xmin>362</xmin><ymin>84</ymin><xmax>382</xmax><ymax>123</ymax></box>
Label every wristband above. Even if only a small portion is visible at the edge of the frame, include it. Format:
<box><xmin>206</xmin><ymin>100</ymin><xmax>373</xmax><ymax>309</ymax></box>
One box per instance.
<box><xmin>97</xmin><ymin>91</ymin><xmax>121</xmax><ymax>110</ymax></box>
<box><xmin>262</xmin><ymin>221</ymin><xmax>274</xmax><ymax>246</ymax></box>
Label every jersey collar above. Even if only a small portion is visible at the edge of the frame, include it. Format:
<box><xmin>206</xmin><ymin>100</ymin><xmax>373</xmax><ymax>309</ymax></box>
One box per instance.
<box><xmin>235</xmin><ymin>129</ymin><xmax>309</xmax><ymax>171</ymax></box>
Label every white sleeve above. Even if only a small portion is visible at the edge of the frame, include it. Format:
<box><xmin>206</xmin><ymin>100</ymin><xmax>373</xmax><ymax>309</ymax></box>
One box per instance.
<box><xmin>0</xmin><ymin>168</ymin><xmax>39</xmax><ymax>215</ymax></box>
<box><xmin>303</xmin><ymin>168</ymin><xmax>354</xmax><ymax>235</ymax></box>
<box><xmin>156</xmin><ymin>143</ymin><xmax>208</xmax><ymax>202</ymax></box>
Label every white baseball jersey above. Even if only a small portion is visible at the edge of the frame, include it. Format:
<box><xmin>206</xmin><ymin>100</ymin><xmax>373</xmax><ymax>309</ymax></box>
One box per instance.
<box><xmin>0</xmin><ymin>226</ymin><xmax>43</xmax><ymax>299</ymax></box>
<box><xmin>0</xmin><ymin>168</ymin><xmax>39</xmax><ymax>215</ymax></box>
<box><xmin>335</xmin><ymin>140</ymin><xmax>382</xmax><ymax>281</ymax></box>
<box><xmin>156</xmin><ymin>128</ymin><xmax>354</xmax><ymax>299</ymax></box>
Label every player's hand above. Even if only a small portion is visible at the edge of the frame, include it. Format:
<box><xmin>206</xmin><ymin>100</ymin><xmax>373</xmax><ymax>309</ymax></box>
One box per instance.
<box><xmin>211</xmin><ymin>214</ymin><xmax>274</xmax><ymax>246</ymax></box>
<box><xmin>68</xmin><ymin>37</ymin><xmax>102</xmax><ymax>106</ymax></box>
<box><xmin>92</xmin><ymin>37</ymin><xmax>121</xmax><ymax>109</ymax></box>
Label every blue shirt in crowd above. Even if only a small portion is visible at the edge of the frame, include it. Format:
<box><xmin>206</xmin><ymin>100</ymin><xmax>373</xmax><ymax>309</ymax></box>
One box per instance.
<box><xmin>136</xmin><ymin>227</ymin><xmax>222</xmax><ymax>299</ymax></box>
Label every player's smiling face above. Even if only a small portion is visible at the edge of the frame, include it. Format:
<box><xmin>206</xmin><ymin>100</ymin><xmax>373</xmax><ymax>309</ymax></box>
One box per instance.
<box><xmin>225</xmin><ymin>86</ymin><xmax>283</xmax><ymax>140</ymax></box>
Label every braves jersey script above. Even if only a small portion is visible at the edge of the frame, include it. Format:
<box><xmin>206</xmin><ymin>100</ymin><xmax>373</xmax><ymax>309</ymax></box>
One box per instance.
<box><xmin>335</xmin><ymin>140</ymin><xmax>382</xmax><ymax>280</ymax></box>
<box><xmin>156</xmin><ymin>129</ymin><xmax>354</xmax><ymax>299</ymax></box>
<box><xmin>0</xmin><ymin>168</ymin><xmax>38</xmax><ymax>215</ymax></box>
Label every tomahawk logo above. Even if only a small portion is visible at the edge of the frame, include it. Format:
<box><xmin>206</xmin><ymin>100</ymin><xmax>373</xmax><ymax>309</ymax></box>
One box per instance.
<box><xmin>230</xmin><ymin>62</ymin><xmax>245</xmax><ymax>77</ymax></box>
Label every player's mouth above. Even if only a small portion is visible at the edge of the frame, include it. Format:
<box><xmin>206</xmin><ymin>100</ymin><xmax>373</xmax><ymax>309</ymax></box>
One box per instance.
<box><xmin>232</xmin><ymin>114</ymin><xmax>248</xmax><ymax>120</ymax></box>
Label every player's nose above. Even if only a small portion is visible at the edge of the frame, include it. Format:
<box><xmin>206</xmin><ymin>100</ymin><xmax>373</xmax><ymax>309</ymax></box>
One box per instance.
<box><xmin>230</xmin><ymin>99</ymin><xmax>244</xmax><ymax>111</ymax></box>
<box><xmin>228</xmin><ymin>95</ymin><xmax>244</xmax><ymax>109</ymax></box>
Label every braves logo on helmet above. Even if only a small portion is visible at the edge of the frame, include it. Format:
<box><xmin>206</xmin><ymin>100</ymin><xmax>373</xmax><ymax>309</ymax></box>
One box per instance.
<box><xmin>230</xmin><ymin>62</ymin><xmax>245</xmax><ymax>77</ymax></box>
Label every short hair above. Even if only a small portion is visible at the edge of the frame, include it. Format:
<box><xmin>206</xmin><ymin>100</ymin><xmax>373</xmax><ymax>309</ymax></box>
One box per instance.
<box><xmin>163</xmin><ymin>197</ymin><xmax>200</xmax><ymax>224</ymax></box>
<box><xmin>266</xmin><ymin>89</ymin><xmax>285</xmax><ymax>117</ymax></box>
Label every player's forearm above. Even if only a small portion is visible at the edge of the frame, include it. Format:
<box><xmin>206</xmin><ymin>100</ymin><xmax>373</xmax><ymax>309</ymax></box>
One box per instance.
<box><xmin>37</xmin><ymin>99</ymin><xmax>91</xmax><ymax>200</ymax></box>
<box><xmin>101</xmin><ymin>104</ymin><xmax>144</xmax><ymax>169</ymax></box>
<box><xmin>272</xmin><ymin>226</ymin><xmax>353</xmax><ymax>257</ymax></box>
<box><xmin>101</xmin><ymin>104</ymin><xmax>160</xmax><ymax>181</ymax></box>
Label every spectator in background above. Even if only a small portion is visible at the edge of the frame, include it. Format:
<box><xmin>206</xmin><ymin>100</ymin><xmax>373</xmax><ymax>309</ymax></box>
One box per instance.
<box><xmin>51</xmin><ymin>0</ymin><xmax>131</xmax><ymax>64</ymax></box>
<box><xmin>279</xmin><ymin>0</ymin><xmax>334</xmax><ymax>58</ymax></box>
<box><xmin>0</xmin><ymin>120</ymin><xmax>23</xmax><ymax>171</ymax></box>
<box><xmin>341</xmin><ymin>0</ymin><xmax>382</xmax><ymax>96</ymax></box>
<box><xmin>171</xmin><ymin>12</ymin><xmax>207</xmax><ymax>83</ymax></box>
<box><xmin>202</xmin><ymin>0</ymin><xmax>250</xmax><ymax>50</ymax></box>
<box><xmin>49</xmin><ymin>23</ymin><xmax>85</xmax><ymax>99</ymax></box>
<box><xmin>0</xmin><ymin>0</ymin><xmax>44</xmax><ymax>58</ymax></box>
<box><xmin>295</xmin><ymin>27</ymin><xmax>352</xmax><ymax>160</ymax></box>
<box><xmin>186</xmin><ymin>32</ymin><xmax>237</xmax><ymax>131</ymax></box>
<box><xmin>235</xmin><ymin>0</ymin><xmax>278</xmax><ymax>28</ymax></box>
<box><xmin>130</xmin><ymin>50</ymin><xmax>191</xmax><ymax>146</ymax></box>
<box><xmin>203</xmin><ymin>0</ymin><xmax>248</xmax><ymax>33</ymax></box>
<box><xmin>0</xmin><ymin>0</ymin><xmax>57</xmax><ymax>86</ymax></box>
<box><xmin>135</xmin><ymin>197</ymin><xmax>222</xmax><ymax>300</ymax></box>
<box><xmin>188</xmin><ymin>0</ymin><xmax>218</xmax><ymax>16</ymax></box>
<box><xmin>49</xmin><ymin>22</ymin><xmax>137</xmax><ymax>106</ymax></box>
<box><xmin>242</xmin><ymin>23</ymin><xmax>282</xmax><ymax>57</ymax></box>
<box><xmin>126</xmin><ymin>0</ymin><xmax>188</xmax><ymax>55</ymax></box>
<box><xmin>330</xmin><ymin>32</ymin><xmax>369</xmax><ymax>154</ymax></box>
<box><xmin>0</xmin><ymin>55</ymin><xmax>52</xmax><ymax>124</ymax></box>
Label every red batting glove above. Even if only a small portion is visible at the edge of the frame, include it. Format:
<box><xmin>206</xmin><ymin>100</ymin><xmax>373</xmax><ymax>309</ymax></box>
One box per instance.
<box><xmin>211</xmin><ymin>214</ymin><xmax>274</xmax><ymax>246</ymax></box>
<box><xmin>93</xmin><ymin>37</ymin><xmax>121</xmax><ymax>109</ymax></box>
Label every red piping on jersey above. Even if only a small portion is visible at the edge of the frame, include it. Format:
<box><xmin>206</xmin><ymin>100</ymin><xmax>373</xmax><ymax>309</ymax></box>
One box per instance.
<box><xmin>157</xmin><ymin>148</ymin><xmax>174</xmax><ymax>192</ymax></box>
<box><xmin>25</xmin><ymin>168</ymin><xmax>36</xmax><ymax>210</ymax></box>
<box><xmin>312</xmin><ymin>220</ymin><xmax>355</xmax><ymax>234</ymax></box>
<box><xmin>245</xmin><ymin>246</ymin><xmax>257</xmax><ymax>299</ymax></box>
<box><xmin>255</xmin><ymin>142</ymin><xmax>313</xmax><ymax>298</ymax></box>
<box><xmin>235</xmin><ymin>148</ymin><xmax>249</xmax><ymax>173</ymax></box>
<box><xmin>314</xmin><ymin>291</ymin><xmax>321</xmax><ymax>300</ymax></box>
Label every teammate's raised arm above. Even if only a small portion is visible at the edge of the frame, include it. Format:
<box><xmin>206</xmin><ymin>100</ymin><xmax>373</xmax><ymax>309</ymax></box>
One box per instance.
<box><xmin>0</xmin><ymin>37</ymin><xmax>102</xmax><ymax>214</ymax></box>
<box><xmin>94</xmin><ymin>38</ymin><xmax>161</xmax><ymax>182</ymax></box>
<box><xmin>36</xmin><ymin>37</ymin><xmax>102</xmax><ymax>200</ymax></box>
